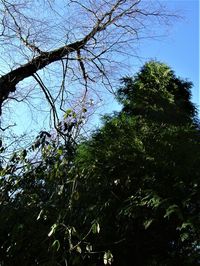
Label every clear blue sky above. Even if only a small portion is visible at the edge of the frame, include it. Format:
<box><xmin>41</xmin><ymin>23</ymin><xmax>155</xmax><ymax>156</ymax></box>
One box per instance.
<box><xmin>101</xmin><ymin>0</ymin><xmax>199</xmax><ymax>120</ymax></box>
<box><xmin>5</xmin><ymin>0</ymin><xmax>199</xmax><ymax>135</ymax></box>
<box><xmin>133</xmin><ymin>0</ymin><xmax>199</xmax><ymax>110</ymax></box>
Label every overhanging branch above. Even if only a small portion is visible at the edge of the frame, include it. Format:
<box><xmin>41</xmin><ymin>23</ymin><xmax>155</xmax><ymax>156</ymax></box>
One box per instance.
<box><xmin>0</xmin><ymin>39</ymin><xmax>85</xmax><ymax>114</ymax></box>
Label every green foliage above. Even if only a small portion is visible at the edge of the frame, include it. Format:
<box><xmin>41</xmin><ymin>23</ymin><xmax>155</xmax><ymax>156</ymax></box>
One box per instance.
<box><xmin>75</xmin><ymin>61</ymin><xmax>200</xmax><ymax>265</ymax></box>
<box><xmin>0</xmin><ymin>61</ymin><xmax>199</xmax><ymax>265</ymax></box>
<box><xmin>0</xmin><ymin>132</ymin><xmax>88</xmax><ymax>265</ymax></box>
<box><xmin>117</xmin><ymin>61</ymin><xmax>196</xmax><ymax>124</ymax></box>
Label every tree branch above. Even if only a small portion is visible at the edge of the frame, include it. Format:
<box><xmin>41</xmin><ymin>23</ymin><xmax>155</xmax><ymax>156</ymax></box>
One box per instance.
<box><xmin>0</xmin><ymin>10</ymin><xmax>108</xmax><ymax>115</ymax></box>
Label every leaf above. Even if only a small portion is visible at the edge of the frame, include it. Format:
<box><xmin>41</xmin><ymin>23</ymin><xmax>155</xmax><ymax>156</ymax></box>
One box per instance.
<box><xmin>103</xmin><ymin>250</ymin><xmax>113</xmax><ymax>265</ymax></box>
<box><xmin>180</xmin><ymin>232</ymin><xmax>189</xmax><ymax>242</ymax></box>
<box><xmin>73</xmin><ymin>191</ymin><xmax>79</xmax><ymax>200</ymax></box>
<box><xmin>180</xmin><ymin>222</ymin><xmax>193</xmax><ymax>230</ymax></box>
<box><xmin>52</xmin><ymin>240</ymin><xmax>60</xmax><ymax>251</ymax></box>
<box><xmin>76</xmin><ymin>246</ymin><xmax>82</xmax><ymax>253</ymax></box>
<box><xmin>64</xmin><ymin>109</ymin><xmax>72</xmax><ymax>119</ymax></box>
<box><xmin>86</xmin><ymin>245</ymin><xmax>92</xmax><ymax>252</ymax></box>
<box><xmin>92</xmin><ymin>221</ymin><xmax>100</xmax><ymax>234</ymax></box>
<box><xmin>57</xmin><ymin>148</ymin><xmax>63</xmax><ymax>156</ymax></box>
<box><xmin>143</xmin><ymin>219</ymin><xmax>154</xmax><ymax>229</ymax></box>
<box><xmin>72</xmin><ymin>112</ymin><xmax>77</xmax><ymax>118</ymax></box>
<box><xmin>37</xmin><ymin>210</ymin><xmax>43</xmax><ymax>221</ymax></box>
<box><xmin>48</xmin><ymin>223</ymin><xmax>58</xmax><ymax>237</ymax></box>
<box><xmin>22</xmin><ymin>149</ymin><xmax>27</xmax><ymax>158</ymax></box>
<box><xmin>164</xmin><ymin>204</ymin><xmax>179</xmax><ymax>219</ymax></box>
<box><xmin>58</xmin><ymin>185</ymin><xmax>64</xmax><ymax>195</ymax></box>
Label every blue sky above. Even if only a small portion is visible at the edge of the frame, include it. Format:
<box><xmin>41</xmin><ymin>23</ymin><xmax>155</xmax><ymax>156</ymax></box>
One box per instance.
<box><xmin>145</xmin><ymin>0</ymin><xmax>200</xmax><ymax>105</ymax></box>
<box><xmin>3</xmin><ymin>0</ymin><xmax>199</xmax><ymax>135</ymax></box>
<box><xmin>100</xmin><ymin>0</ymin><xmax>199</xmax><ymax>120</ymax></box>
<box><xmin>133</xmin><ymin>0</ymin><xmax>199</xmax><ymax>110</ymax></box>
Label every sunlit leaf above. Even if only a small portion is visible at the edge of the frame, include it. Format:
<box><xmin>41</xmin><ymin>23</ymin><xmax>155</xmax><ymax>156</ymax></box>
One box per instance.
<box><xmin>143</xmin><ymin>219</ymin><xmax>154</xmax><ymax>229</ymax></box>
<box><xmin>92</xmin><ymin>221</ymin><xmax>100</xmax><ymax>234</ymax></box>
<box><xmin>76</xmin><ymin>246</ymin><xmax>82</xmax><ymax>253</ymax></box>
<box><xmin>48</xmin><ymin>224</ymin><xmax>58</xmax><ymax>237</ymax></box>
<box><xmin>52</xmin><ymin>240</ymin><xmax>60</xmax><ymax>251</ymax></box>
<box><xmin>103</xmin><ymin>250</ymin><xmax>113</xmax><ymax>265</ymax></box>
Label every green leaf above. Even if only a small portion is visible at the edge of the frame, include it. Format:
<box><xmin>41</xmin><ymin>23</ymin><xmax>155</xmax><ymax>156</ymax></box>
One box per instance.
<box><xmin>48</xmin><ymin>223</ymin><xmax>58</xmax><ymax>237</ymax></box>
<box><xmin>103</xmin><ymin>250</ymin><xmax>113</xmax><ymax>265</ymax></box>
<box><xmin>92</xmin><ymin>221</ymin><xmax>100</xmax><ymax>234</ymax></box>
<box><xmin>52</xmin><ymin>240</ymin><xmax>60</xmax><ymax>251</ymax></box>
<box><xmin>64</xmin><ymin>109</ymin><xmax>72</xmax><ymax>119</ymax></box>
<box><xmin>143</xmin><ymin>219</ymin><xmax>154</xmax><ymax>229</ymax></box>
<box><xmin>37</xmin><ymin>210</ymin><xmax>44</xmax><ymax>221</ymax></box>
<box><xmin>57</xmin><ymin>148</ymin><xmax>63</xmax><ymax>156</ymax></box>
<box><xmin>164</xmin><ymin>204</ymin><xmax>179</xmax><ymax>219</ymax></box>
<box><xmin>58</xmin><ymin>185</ymin><xmax>64</xmax><ymax>195</ymax></box>
<box><xmin>86</xmin><ymin>245</ymin><xmax>92</xmax><ymax>252</ymax></box>
<box><xmin>180</xmin><ymin>232</ymin><xmax>189</xmax><ymax>242</ymax></box>
<box><xmin>73</xmin><ymin>191</ymin><xmax>79</xmax><ymax>200</ymax></box>
<box><xmin>179</xmin><ymin>222</ymin><xmax>193</xmax><ymax>230</ymax></box>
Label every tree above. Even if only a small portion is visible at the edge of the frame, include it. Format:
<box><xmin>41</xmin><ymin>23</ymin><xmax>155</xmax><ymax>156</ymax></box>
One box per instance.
<box><xmin>75</xmin><ymin>61</ymin><xmax>200</xmax><ymax>265</ymax></box>
<box><xmin>1</xmin><ymin>61</ymin><xmax>199</xmax><ymax>266</ymax></box>
<box><xmin>0</xmin><ymin>129</ymin><xmax>81</xmax><ymax>265</ymax></box>
<box><xmin>0</xmin><ymin>0</ymin><xmax>174</xmax><ymax>132</ymax></box>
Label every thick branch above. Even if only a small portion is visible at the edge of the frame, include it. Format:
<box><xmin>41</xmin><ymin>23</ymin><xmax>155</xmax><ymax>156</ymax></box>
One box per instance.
<box><xmin>0</xmin><ymin>39</ymin><xmax>85</xmax><ymax>114</ymax></box>
<box><xmin>0</xmin><ymin>4</ymin><xmax>110</xmax><ymax>115</ymax></box>
<box><xmin>0</xmin><ymin>0</ymin><xmax>168</xmax><ymax>116</ymax></box>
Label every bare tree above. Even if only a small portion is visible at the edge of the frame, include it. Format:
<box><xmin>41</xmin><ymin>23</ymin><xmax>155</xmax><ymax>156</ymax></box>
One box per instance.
<box><xmin>0</xmin><ymin>0</ymin><xmax>175</xmax><ymax>133</ymax></box>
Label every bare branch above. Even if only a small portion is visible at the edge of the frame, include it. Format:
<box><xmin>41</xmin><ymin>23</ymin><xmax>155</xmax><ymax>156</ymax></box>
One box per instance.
<box><xmin>0</xmin><ymin>0</ymin><xmax>176</xmax><ymax>132</ymax></box>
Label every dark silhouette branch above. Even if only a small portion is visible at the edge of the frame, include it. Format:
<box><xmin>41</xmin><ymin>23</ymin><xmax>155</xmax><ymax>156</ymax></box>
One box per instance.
<box><xmin>0</xmin><ymin>0</ymin><xmax>174</xmax><ymax>120</ymax></box>
<box><xmin>0</xmin><ymin>40</ymin><xmax>82</xmax><ymax>114</ymax></box>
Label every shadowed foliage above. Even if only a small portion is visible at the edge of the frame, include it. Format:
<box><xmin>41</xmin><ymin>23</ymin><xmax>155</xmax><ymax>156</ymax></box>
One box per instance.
<box><xmin>0</xmin><ymin>61</ymin><xmax>199</xmax><ymax>266</ymax></box>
